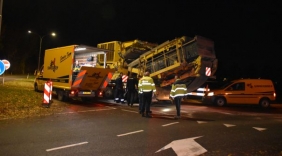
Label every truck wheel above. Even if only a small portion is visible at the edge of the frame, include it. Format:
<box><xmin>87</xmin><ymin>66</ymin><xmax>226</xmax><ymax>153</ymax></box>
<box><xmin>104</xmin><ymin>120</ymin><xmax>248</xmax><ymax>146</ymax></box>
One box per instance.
<box><xmin>104</xmin><ymin>88</ymin><xmax>113</xmax><ymax>99</ymax></box>
<box><xmin>259</xmin><ymin>98</ymin><xmax>270</xmax><ymax>108</ymax></box>
<box><xmin>57</xmin><ymin>90</ymin><xmax>65</xmax><ymax>101</ymax></box>
<box><xmin>34</xmin><ymin>83</ymin><xmax>39</xmax><ymax>92</ymax></box>
<box><xmin>215</xmin><ymin>97</ymin><xmax>226</xmax><ymax>106</ymax></box>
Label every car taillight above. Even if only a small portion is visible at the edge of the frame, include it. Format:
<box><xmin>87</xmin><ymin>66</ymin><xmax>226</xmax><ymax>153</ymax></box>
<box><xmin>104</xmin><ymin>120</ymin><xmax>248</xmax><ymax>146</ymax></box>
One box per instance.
<box><xmin>274</xmin><ymin>92</ymin><xmax>276</xmax><ymax>97</ymax></box>
<box><xmin>99</xmin><ymin>91</ymin><xmax>103</xmax><ymax>96</ymax></box>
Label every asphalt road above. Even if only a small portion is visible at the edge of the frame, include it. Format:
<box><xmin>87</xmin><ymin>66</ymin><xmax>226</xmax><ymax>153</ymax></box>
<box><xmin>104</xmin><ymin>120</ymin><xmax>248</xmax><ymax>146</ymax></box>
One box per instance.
<box><xmin>0</xmin><ymin>98</ymin><xmax>281</xmax><ymax>156</ymax></box>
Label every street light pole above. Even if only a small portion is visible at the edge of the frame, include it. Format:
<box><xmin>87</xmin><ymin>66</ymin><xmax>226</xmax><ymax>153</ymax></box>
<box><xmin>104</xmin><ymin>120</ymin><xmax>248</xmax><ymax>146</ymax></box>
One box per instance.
<box><xmin>28</xmin><ymin>31</ymin><xmax>56</xmax><ymax>72</ymax></box>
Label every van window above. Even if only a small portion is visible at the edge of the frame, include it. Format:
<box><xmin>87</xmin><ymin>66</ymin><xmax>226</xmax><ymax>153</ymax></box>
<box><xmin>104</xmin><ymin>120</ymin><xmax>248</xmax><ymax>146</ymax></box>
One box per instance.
<box><xmin>227</xmin><ymin>82</ymin><xmax>245</xmax><ymax>91</ymax></box>
<box><xmin>219</xmin><ymin>81</ymin><xmax>233</xmax><ymax>89</ymax></box>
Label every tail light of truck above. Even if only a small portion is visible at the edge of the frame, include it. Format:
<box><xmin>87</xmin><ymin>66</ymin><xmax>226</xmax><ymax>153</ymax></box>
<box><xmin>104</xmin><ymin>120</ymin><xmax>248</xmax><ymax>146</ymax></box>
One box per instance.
<box><xmin>99</xmin><ymin>91</ymin><xmax>103</xmax><ymax>96</ymax></box>
<box><xmin>273</xmin><ymin>92</ymin><xmax>276</xmax><ymax>97</ymax></box>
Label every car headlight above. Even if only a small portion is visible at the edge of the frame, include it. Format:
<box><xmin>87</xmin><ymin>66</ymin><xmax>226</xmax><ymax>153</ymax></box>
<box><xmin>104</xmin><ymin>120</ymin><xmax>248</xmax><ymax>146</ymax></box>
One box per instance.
<box><xmin>207</xmin><ymin>92</ymin><xmax>214</xmax><ymax>96</ymax></box>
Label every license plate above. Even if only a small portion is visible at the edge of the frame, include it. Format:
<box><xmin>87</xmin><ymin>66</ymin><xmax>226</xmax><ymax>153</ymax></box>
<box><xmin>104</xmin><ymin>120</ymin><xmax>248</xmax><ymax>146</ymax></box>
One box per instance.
<box><xmin>83</xmin><ymin>92</ymin><xmax>91</xmax><ymax>94</ymax></box>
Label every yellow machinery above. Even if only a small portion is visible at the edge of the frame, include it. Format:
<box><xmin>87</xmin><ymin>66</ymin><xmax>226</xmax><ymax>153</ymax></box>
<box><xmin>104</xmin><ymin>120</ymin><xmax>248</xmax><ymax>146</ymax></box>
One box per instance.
<box><xmin>97</xmin><ymin>40</ymin><xmax>158</xmax><ymax>98</ymax></box>
<box><xmin>127</xmin><ymin>35</ymin><xmax>218</xmax><ymax>100</ymax></box>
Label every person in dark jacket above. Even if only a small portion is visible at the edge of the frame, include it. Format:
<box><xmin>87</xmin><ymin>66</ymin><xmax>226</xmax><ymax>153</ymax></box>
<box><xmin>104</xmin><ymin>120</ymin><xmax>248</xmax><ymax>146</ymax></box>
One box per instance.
<box><xmin>126</xmin><ymin>74</ymin><xmax>138</xmax><ymax>107</ymax></box>
<box><xmin>114</xmin><ymin>72</ymin><xmax>125</xmax><ymax>103</ymax></box>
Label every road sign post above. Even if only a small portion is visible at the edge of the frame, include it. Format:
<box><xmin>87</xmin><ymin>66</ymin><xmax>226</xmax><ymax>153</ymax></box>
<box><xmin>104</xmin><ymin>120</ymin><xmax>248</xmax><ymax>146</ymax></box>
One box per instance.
<box><xmin>0</xmin><ymin>60</ymin><xmax>5</xmax><ymax>85</ymax></box>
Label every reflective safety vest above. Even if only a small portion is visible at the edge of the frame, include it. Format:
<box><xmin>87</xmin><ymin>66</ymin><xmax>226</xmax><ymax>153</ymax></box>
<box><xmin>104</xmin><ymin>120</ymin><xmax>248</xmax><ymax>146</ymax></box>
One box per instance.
<box><xmin>139</xmin><ymin>76</ymin><xmax>156</xmax><ymax>93</ymax></box>
<box><xmin>138</xmin><ymin>78</ymin><xmax>143</xmax><ymax>94</ymax></box>
<box><xmin>170</xmin><ymin>79</ymin><xmax>187</xmax><ymax>98</ymax></box>
<box><xmin>73</xmin><ymin>65</ymin><xmax>81</xmax><ymax>72</ymax></box>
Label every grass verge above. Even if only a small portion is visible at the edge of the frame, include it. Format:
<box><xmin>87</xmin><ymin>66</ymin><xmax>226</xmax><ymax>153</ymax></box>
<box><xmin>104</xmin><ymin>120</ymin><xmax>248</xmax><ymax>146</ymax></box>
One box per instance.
<box><xmin>0</xmin><ymin>76</ymin><xmax>66</xmax><ymax>120</ymax></box>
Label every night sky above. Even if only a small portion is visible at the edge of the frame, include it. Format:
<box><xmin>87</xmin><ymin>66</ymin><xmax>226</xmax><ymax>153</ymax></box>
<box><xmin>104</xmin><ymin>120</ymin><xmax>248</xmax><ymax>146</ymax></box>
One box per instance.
<box><xmin>1</xmin><ymin>0</ymin><xmax>282</xmax><ymax>80</ymax></box>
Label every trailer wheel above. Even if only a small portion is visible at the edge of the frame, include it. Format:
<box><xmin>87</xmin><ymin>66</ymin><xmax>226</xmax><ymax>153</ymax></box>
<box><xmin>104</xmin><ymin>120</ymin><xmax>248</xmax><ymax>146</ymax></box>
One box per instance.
<box><xmin>259</xmin><ymin>98</ymin><xmax>270</xmax><ymax>108</ymax></box>
<box><xmin>214</xmin><ymin>97</ymin><xmax>226</xmax><ymax>106</ymax></box>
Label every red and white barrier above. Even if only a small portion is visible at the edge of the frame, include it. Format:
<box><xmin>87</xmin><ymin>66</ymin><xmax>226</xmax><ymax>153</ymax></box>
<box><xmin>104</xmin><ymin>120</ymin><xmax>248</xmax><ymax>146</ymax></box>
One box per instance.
<box><xmin>122</xmin><ymin>75</ymin><xmax>128</xmax><ymax>82</ymax></box>
<box><xmin>43</xmin><ymin>80</ymin><xmax>53</xmax><ymax>107</ymax></box>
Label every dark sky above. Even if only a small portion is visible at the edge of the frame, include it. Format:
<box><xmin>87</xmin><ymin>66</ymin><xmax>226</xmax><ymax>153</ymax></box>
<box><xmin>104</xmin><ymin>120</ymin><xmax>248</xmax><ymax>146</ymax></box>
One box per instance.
<box><xmin>2</xmin><ymin>0</ymin><xmax>282</xmax><ymax>78</ymax></box>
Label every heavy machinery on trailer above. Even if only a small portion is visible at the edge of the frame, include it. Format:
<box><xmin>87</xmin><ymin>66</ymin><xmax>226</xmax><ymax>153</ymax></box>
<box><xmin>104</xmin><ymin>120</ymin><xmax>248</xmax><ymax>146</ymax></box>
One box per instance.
<box><xmin>97</xmin><ymin>40</ymin><xmax>158</xmax><ymax>98</ymax></box>
<box><xmin>127</xmin><ymin>35</ymin><xmax>218</xmax><ymax>100</ymax></box>
<box><xmin>34</xmin><ymin>45</ymin><xmax>114</xmax><ymax>101</ymax></box>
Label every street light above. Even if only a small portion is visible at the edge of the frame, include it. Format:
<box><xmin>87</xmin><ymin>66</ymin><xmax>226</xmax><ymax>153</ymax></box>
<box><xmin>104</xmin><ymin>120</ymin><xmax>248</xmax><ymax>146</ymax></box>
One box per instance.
<box><xmin>28</xmin><ymin>30</ymin><xmax>56</xmax><ymax>72</ymax></box>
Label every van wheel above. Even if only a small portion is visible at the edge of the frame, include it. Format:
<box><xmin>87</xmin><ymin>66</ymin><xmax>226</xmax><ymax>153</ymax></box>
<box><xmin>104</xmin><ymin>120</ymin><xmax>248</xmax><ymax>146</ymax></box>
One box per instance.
<box><xmin>215</xmin><ymin>97</ymin><xmax>226</xmax><ymax>106</ymax></box>
<box><xmin>34</xmin><ymin>83</ymin><xmax>39</xmax><ymax>92</ymax></box>
<box><xmin>58</xmin><ymin>90</ymin><xmax>65</xmax><ymax>101</ymax></box>
<box><xmin>259</xmin><ymin>98</ymin><xmax>270</xmax><ymax>108</ymax></box>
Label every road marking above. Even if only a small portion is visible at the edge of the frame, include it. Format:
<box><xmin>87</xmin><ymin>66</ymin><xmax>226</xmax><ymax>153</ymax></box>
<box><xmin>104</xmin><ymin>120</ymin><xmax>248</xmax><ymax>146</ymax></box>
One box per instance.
<box><xmin>117</xmin><ymin>130</ymin><xmax>144</xmax><ymax>137</ymax></box>
<box><xmin>223</xmin><ymin>124</ymin><xmax>236</xmax><ymax>127</ymax></box>
<box><xmin>56</xmin><ymin>112</ymin><xmax>76</xmax><ymax>115</ymax></box>
<box><xmin>46</xmin><ymin>142</ymin><xmax>88</xmax><ymax>152</ymax></box>
<box><xmin>153</xmin><ymin>110</ymin><xmax>171</xmax><ymax>115</ymax></box>
<box><xmin>78</xmin><ymin>107</ymin><xmax>116</xmax><ymax>113</ymax></box>
<box><xmin>162</xmin><ymin>122</ymin><xmax>179</xmax><ymax>127</ymax></box>
<box><xmin>156</xmin><ymin>136</ymin><xmax>207</xmax><ymax>156</ymax></box>
<box><xmin>253</xmin><ymin>127</ymin><xmax>267</xmax><ymax>131</ymax></box>
<box><xmin>121</xmin><ymin>109</ymin><xmax>138</xmax><ymax>113</ymax></box>
<box><xmin>219</xmin><ymin>112</ymin><xmax>233</xmax><ymax>115</ymax></box>
<box><xmin>56</xmin><ymin>107</ymin><xmax>116</xmax><ymax>114</ymax></box>
<box><xmin>197</xmin><ymin>121</ymin><xmax>208</xmax><ymax>124</ymax></box>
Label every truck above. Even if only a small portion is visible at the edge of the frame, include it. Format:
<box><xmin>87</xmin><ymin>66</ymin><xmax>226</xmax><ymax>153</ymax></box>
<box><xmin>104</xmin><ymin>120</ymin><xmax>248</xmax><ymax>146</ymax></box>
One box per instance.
<box><xmin>34</xmin><ymin>45</ymin><xmax>115</xmax><ymax>101</ymax></box>
<box><xmin>97</xmin><ymin>35</ymin><xmax>218</xmax><ymax>101</ymax></box>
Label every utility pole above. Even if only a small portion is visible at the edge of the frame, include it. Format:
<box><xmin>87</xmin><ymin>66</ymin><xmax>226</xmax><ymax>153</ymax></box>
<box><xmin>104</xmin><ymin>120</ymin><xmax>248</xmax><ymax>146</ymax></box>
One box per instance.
<box><xmin>0</xmin><ymin>0</ymin><xmax>3</xmax><ymax>35</ymax></box>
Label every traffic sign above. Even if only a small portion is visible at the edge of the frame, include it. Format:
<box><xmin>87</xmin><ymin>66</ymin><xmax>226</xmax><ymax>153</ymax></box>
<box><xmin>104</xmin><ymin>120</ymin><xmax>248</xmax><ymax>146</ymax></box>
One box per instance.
<box><xmin>2</xmin><ymin>59</ymin><xmax>10</xmax><ymax>70</ymax></box>
<box><xmin>0</xmin><ymin>60</ymin><xmax>5</xmax><ymax>75</ymax></box>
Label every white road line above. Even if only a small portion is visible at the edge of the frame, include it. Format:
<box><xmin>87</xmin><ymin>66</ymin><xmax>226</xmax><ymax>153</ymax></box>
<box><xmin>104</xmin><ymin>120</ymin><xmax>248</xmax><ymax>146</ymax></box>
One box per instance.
<box><xmin>219</xmin><ymin>112</ymin><xmax>233</xmax><ymax>115</ymax></box>
<box><xmin>46</xmin><ymin>142</ymin><xmax>88</xmax><ymax>152</ymax></box>
<box><xmin>105</xmin><ymin>106</ymin><xmax>117</xmax><ymax>109</ymax></box>
<box><xmin>78</xmin><ymin>108</ymin><xmax>116</xmax><ymax>113</ymax></box>
<box><xmin>117</xmin><ymin>130</ymin><xmax>144</xmax><ymax>137</ymax></box>
<box><xmin>153</xmin><ymin>110</ymin><xmax>170</xmax><ymax>115</ymax></box>
<box><xmin>56</xmin><ymin>107</ymin><xmax>116</xmax><ymax>114</ymax></box>
<box><xmin>121</xmin><ymin>109</ymin><xmax>138</xmax><ymax>113</ymax></box>
<box><xmin>56</xmin><ymin>112</ymin><xmax>76</xmax><ymax>115</ymax></box>
<box><xmin>162</xmin><ymin>122</ymin><xmax>179</xmax><ymax>127</ymax></box>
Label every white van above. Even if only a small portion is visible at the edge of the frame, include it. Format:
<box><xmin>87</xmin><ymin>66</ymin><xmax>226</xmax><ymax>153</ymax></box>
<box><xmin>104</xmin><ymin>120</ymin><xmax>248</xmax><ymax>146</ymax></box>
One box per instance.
<box><xmin>204</xmin><ymin>79</ymin><xmax>276</xmax><ymax>108</ymax></box>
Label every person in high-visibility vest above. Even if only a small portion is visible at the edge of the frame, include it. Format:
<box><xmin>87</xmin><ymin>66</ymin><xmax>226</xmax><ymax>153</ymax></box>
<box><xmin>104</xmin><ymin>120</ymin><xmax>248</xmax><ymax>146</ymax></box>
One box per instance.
<box><xmin>139</xmin><ymin>70</ymin><xmax>156</xmax><ymax>118</ymax></box>
<box><xmin>137</xmin><ymin>75</ymin><xmax>143</xmax><ymax>113</ymax></box>
<box><xmin>170</xmin><ymin>74</ymin><xmax>187</xmax><ymax>119</ymax></box>
<box><xmin>73</xmin><ymin>60</ymin><xmax>81</xmax><ymax>72</ymax></box>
